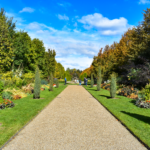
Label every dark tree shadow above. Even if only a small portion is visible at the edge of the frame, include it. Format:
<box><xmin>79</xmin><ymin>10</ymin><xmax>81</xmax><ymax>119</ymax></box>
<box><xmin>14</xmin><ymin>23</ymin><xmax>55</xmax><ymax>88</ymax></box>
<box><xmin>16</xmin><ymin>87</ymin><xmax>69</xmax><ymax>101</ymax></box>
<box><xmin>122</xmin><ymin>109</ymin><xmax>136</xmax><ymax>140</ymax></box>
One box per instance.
<box><xmin>87</xmin><ymin>88</ymin><xmax>97</xmax><ymax>91</ymax></box>
<box><xmin>130</xmin><ymin>100</ymin><xmax>136</xmax><ymax>104</ymax></box>
<box><xmin>121</xmin><ymin>111</ymin><xmax>150</xmax><ymax>125</ymax></box>
<box><xmin>100</xmin><ymin>94</ymin><xmax>120</xmax><ymax>99</ymax></box>
<box><xmin>100</xmin><ymin>94</ymin><xmax>111</xmax><ymax>98</ymax></box>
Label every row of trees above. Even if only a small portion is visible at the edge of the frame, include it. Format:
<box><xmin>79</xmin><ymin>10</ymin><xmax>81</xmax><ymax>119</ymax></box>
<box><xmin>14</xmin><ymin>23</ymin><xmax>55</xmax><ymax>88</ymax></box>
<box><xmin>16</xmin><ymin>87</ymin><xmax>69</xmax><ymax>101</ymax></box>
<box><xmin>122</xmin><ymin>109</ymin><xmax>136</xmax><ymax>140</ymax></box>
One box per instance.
<box><xmin>91</xmin><ymin>66</ymin><xmax>116</xmax><ymax>98</ymax></box>
<box><xmin>0</xmin><ymin>8</ymin><xmax>67</xmax><ymax>80</ymax></box>
<box><xmin>81</xmin><ymin>8</ymin><xmax>150</xmax><ymax>89</ymax></box>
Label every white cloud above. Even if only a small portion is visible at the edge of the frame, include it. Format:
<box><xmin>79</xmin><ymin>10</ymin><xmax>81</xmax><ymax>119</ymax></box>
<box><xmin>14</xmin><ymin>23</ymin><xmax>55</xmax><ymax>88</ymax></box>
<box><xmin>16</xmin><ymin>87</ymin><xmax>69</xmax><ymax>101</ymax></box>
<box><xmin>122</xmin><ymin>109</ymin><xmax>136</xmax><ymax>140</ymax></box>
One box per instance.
<box><xmin>26</xmin><ymin>22</ymin><xmax>57</xmax><ymax>32</ymax></box>
<box><xmin>78</xmin><ymin>13</ymin><xmax>130</xmax><ymax>35</ymax></box>
<box><xmin>19</xmin><ymin>7</ymin><xmax>35</xmax><ymax>13</ymax></box>
<box><xmin>26</xmin><ymin>22</ymin><xmax>41</xmax><ymax>30</ymax></box>
<box><xmin>56</xmin><ymin>56</ymin><xmax>93</xmax><ymax>70</ymax></box>
<box><xmin>57</xmin><ymin>14</ymin><xmax>69</xmax><ymax>20</ymax></box>
<box><xmin>21</xmin><ymin>22</ymin><xmax>109</xmax><ymax>70</ymax></box>
<box><xmin>12</xmin><ymin>15</ymin><xmax>122</xmax><ymax>70</ymax></box>
<box><xmin>139</xmin><ymin>0</ymin><xmax>150</xmax><ymax>4</ymax></box>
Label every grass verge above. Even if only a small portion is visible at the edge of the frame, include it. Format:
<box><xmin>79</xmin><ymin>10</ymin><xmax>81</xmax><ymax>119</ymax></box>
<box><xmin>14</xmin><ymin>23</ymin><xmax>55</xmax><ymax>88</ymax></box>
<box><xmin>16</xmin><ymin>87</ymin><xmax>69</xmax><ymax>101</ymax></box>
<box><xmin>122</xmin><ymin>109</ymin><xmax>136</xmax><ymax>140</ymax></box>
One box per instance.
<box><xmin>84</xmin><ymin>85</ymin><xmax>150</xmax><ymax>149</ymax></box>
<box><xmin>0</xmin><ymin>84</ymin><xmax>67</xmax><ymax>147</ymax></box>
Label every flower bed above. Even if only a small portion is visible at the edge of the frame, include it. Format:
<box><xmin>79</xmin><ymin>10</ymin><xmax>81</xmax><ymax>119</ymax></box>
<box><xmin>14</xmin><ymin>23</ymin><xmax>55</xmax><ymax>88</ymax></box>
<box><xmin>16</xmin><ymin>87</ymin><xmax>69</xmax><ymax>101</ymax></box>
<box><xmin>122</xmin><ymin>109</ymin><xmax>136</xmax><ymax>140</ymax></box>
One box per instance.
<box><xmin>117</xmin><ymin>86</ymin><xmax>138</xmax><ymax>99</ymax></box>
<box><xmin>0</xmin><ymin>99</ymin><xmax>15</xmax><ymax>109</ymax></box>
<box><xmin>135</xmin><ymin>98</ymin><xmax>150</xmax><ymax>108</ymax></box>
<box><xmin>101</xmin><ymin>83</ymin><xmax>110</xmax><ymax>91</ymax></box>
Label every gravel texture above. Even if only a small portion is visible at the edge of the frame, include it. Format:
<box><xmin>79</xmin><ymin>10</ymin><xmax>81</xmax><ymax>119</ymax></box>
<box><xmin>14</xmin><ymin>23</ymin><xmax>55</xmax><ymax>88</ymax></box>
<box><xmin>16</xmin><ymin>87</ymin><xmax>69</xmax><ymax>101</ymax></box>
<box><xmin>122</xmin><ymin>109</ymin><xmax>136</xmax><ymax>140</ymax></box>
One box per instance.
<box><xmin>2</xmin><ymin>85</ymin><xmax>147</xmax><ymax>150</ymax></box>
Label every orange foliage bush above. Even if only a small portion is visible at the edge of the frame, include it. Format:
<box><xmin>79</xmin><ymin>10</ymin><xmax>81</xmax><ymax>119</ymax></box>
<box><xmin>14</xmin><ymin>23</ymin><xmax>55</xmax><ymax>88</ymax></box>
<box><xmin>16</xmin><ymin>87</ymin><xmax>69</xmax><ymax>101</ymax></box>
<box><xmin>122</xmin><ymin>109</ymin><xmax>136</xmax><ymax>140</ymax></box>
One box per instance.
<box><xmin>127</xmin><ymin>93</ymin><xmax>138</xmax><ymax>99</ymax></box>
<box><xmin>41</xmin><ymin>88</ymin><xmax>45</xmax><ymax>91</ymax></box>
<box><xmin>13</xmin><ymin>95</ymin><xmax>22</xmax><ymax>100</ymax></box>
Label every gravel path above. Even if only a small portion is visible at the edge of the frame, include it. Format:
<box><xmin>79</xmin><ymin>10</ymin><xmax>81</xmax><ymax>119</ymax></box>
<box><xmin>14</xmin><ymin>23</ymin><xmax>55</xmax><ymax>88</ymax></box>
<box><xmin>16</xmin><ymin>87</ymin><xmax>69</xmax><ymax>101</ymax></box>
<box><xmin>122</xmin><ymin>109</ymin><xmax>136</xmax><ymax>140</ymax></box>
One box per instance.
<box><xmin>2</xmin><ymin>85</ymin><xmax>147</xmax><ymax>150</ymax></box>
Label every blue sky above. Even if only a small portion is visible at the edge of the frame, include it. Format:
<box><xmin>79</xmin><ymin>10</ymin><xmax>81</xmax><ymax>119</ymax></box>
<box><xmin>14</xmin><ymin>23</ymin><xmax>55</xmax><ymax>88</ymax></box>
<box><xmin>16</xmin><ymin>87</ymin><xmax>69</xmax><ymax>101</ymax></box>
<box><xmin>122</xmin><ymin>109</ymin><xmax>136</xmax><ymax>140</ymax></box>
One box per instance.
<box><xmin>0</xmin><ymin>0</ymin><xmax>150</xmax><ymax>70</ymax></box>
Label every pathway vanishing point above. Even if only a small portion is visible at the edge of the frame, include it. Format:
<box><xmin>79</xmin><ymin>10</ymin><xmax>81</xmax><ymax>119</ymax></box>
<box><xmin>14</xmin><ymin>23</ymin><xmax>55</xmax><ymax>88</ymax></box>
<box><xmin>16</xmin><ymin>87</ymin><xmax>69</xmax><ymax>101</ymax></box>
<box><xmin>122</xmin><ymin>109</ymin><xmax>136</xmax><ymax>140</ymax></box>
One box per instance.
<box><xmin>2</xmin><ymin>85</ymin><xmax>147</xmax><ymax>150</ymax></box>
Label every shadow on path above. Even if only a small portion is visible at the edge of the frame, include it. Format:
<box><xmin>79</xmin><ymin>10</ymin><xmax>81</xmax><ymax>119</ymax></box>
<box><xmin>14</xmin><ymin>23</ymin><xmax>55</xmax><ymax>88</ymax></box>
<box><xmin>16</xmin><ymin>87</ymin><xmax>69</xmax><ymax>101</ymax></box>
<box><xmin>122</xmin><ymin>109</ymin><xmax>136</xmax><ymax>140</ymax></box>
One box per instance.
<box><xmin>121</xmin><ymin>111</ymin><xmax>150</xmax><ymax>125</ymax></box>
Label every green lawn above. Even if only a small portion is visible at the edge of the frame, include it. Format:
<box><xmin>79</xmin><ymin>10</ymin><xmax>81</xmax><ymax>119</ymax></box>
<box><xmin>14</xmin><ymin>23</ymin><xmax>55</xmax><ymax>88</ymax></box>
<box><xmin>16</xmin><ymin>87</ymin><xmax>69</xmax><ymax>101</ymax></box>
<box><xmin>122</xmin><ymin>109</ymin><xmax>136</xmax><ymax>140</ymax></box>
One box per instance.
<box><xmin>0</xmin><ymin>84</ymin><xmax>67</xmax><ymax>148</ymax></box>
<box><xmin>84</xmin><ymin>85</ymin><xmax>150</xmax><ymax>148</ymax></box>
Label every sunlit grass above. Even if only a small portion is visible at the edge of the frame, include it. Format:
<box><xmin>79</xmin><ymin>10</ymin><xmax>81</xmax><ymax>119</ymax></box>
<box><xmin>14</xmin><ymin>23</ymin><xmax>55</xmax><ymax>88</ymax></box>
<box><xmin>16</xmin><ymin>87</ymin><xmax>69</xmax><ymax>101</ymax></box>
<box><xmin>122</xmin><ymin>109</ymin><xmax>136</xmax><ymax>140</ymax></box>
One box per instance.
<box><xmin>84</xmin><ymin>85</ymin><xmax>150</xmax><ymax>148</ymax></box>
<box><xmin>0</xmin><ymin>84</ymin><xmax>67</xmax><ymax>148</ymax></box>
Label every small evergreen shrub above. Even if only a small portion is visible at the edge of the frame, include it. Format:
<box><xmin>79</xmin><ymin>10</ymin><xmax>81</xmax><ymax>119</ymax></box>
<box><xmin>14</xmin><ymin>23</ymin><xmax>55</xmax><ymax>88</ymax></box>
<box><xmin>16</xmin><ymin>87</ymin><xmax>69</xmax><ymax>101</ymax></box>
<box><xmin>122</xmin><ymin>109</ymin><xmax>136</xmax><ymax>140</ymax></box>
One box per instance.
<box><xmin>91</xmin><ymin>73</ymin><xmax>94</xmax><ymax>88</ymax></box>
<box><xmin>56</xmin><ymin>79</ymin><xmax>59</xmax><ymax>88</ymax></box>
<box><xmin>49</xmin><ymin>73</ymin><xmax>53</xmax><ymax>91</ymax></box>
<box><xmin>33</xmin><ymin>66</ymin><xmax>41</xmax><ymax>99</ymax></box>
<box><xmin>97</xmin><ymin>66</ymin><xmax>101</xmax><ymax>91</ymax></box>
<box><xmin>110</xmin><ymin>73</ymin><xmax>116</xmax><ymax>98</ymax></box>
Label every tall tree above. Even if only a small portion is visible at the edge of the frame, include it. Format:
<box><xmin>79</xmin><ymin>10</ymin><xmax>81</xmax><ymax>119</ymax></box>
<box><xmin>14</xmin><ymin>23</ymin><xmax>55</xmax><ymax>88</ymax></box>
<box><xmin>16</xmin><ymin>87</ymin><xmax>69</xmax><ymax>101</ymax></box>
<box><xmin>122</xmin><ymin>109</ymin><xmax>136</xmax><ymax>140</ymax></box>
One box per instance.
<box><xmin>54</xmin><ymin>62</ymin><xmax>65</xmax><ymax>79</ymax></box>
<box><xmin>0</xmin><ymin>8</ymin><xmax>14</xmax><ymax>72</ymax></box>
<box><xmin>45</xmin><ymin>49</ymin><xmax>56</xmax><ymax>80</ymax></box>
<box><xmin>13</xmin><ymin>31</ymin><xmax>32</xmax><ymax>72</ymax></box>
<box><xmin>30</xmin><ymin>38</ymin><xmax>45</xmax><ymax>71</ymax></box>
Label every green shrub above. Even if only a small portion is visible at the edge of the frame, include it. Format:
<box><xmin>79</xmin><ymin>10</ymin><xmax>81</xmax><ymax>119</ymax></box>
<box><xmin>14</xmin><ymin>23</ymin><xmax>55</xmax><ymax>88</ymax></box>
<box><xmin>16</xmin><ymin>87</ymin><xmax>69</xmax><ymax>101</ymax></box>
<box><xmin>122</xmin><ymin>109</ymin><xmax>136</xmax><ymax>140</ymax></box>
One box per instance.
<box><xmin>41</xmin><ymin>79</ymin><xmax>48</xmax><ymax>85</ymax></box>
<box><xmin>49</xmin><ymin>72</ymin><xmax>53</xmax><ymax>91</ymax></box>
<box><xmin>97</xmin><ymin>66</ymin><xmax>101</xmax><ymax>91</ymax></box>
<box><xmin>3</xmin><ymin>79</ymin><xmax>13</xmax><ymax>87</ymax></box>
<box><xmin>56</xmin><ymin>79</ymin><xmax>59</xmax><ymax>88</ymax></box>
<box><xmin>15</xmin><ymin>78</ymin><xmax>23</xmax><ymax>88</ymax></box>
<box><xmin>144</xmin><ymin>83</ymin><xmax>150</xmax><ymax>100</ymax></box>
<box><xmin>91</xmin><ymin>73</ymin><xmax>94</xmax><ymax>88</ymax></box>
<box><xmin>22</xmin><ymin>79</ymin><xmax>27</xmax><ymax>86</ymax></box>
<box><xmin>0</xmin><ymin>81</ymin><xmax>4</xmax><ymax>95</ymax></box>
<box><xmin>2</xmin><ymin>91</ymin><xmax>13</xmax><ymax>100</ymax></box>
<box><xmin>33</xmin><ymin>66</ymin><xmax>41</xmax><ymax>99</ymax></box>
<box><xmin>110</xmin><ymin>73</ymin><xmax>116</xmax><ymax>98</ymax></box>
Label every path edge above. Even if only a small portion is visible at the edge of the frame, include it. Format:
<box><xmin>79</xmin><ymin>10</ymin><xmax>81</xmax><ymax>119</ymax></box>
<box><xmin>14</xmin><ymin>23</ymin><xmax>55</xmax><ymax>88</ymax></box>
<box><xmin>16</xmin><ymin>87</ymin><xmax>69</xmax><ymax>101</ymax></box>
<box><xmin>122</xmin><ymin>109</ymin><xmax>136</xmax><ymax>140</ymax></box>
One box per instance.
<box><xmin>83</xmin><ymin>85</ymin><xmax>150</xmax><ymax>150</ymax></box>
<box><xmin>0</xmin><ymin>85</ymin><xmax>68</xmax><ymax>150</ymax></box>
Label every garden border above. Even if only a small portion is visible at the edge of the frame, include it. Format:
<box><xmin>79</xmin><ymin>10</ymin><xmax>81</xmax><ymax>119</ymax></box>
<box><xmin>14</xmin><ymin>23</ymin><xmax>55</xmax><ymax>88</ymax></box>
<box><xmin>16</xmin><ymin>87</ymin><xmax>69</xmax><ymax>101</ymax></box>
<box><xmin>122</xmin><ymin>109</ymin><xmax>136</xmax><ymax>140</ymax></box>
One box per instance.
<box><xmin>83</xmin><ymin>86</ymin><xmax>150</xmax><ymax>150</ymax></box>
<box><xmin>0</xmin><ymin>86</ymin><xmax>67</xmax><ymax>150</ymax></box>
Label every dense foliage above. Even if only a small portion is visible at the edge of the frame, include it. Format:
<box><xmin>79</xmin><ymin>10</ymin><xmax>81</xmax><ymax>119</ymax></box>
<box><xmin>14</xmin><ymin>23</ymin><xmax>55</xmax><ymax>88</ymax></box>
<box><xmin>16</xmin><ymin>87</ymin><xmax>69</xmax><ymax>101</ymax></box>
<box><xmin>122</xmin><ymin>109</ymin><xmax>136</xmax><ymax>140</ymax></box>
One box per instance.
<box><xmin>0</xmin><ymin>8</ymin><xmax>66</xmax><ymax>81</ymax></box>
